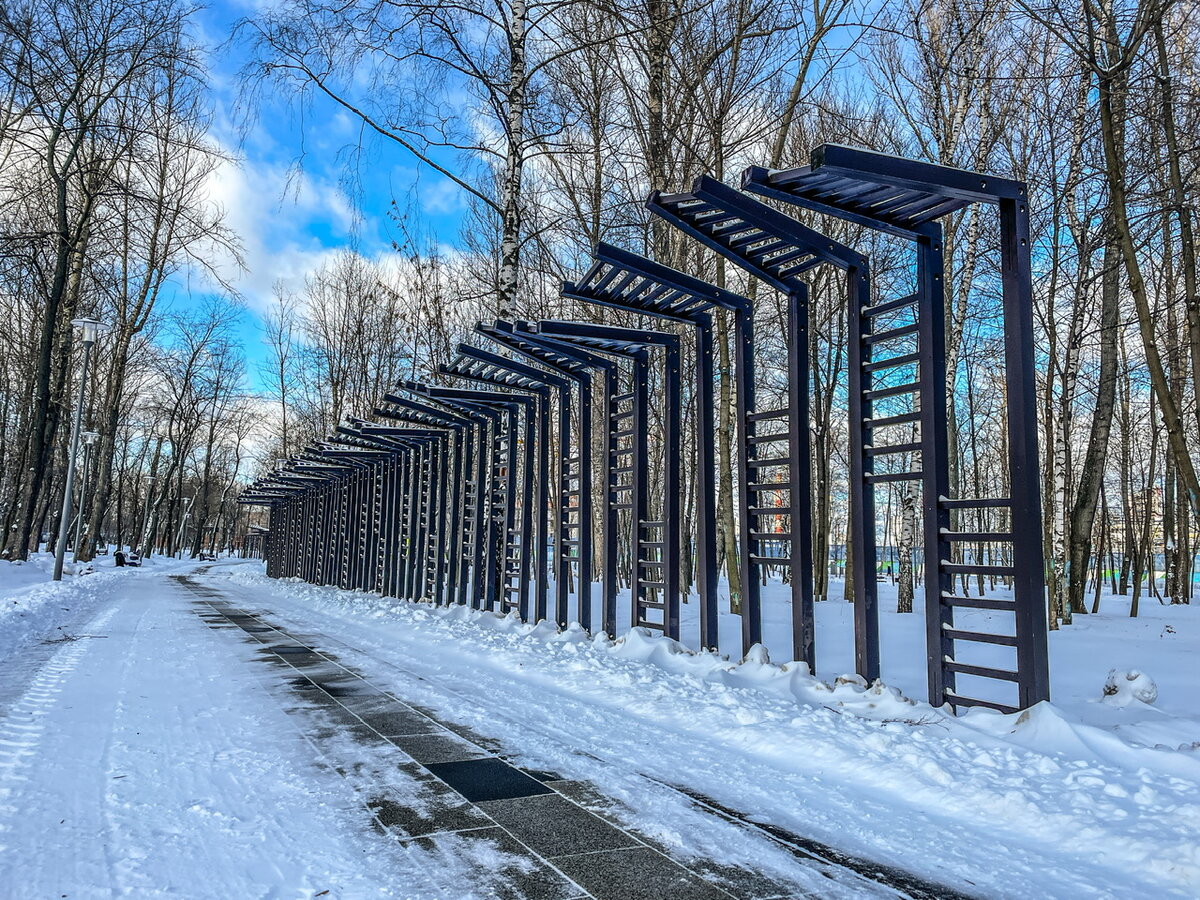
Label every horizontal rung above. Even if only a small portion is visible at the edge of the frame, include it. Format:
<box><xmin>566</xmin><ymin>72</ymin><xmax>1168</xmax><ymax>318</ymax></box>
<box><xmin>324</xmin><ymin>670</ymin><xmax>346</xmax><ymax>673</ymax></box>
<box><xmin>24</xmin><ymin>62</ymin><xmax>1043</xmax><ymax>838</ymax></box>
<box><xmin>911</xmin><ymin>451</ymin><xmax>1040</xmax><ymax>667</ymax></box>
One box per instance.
<box><xmin>748</xmin><ymin>407</ymin><xmax>789</xmax><ymax>422</ymax></box>
<box><xmin>751</xmin><ymin>555</ymin><xmax>791</xmax><ymax>565</ymax></box>
<box><xmin>865</xmin><ymin>322</ymin><xmax>920</xmax><ymax>345</ymax></box>
<box><xmin>941</xmin><ymin>531</ymin><xmax>1013</xmax><ymax>542</ymax></box>
<box><xmin>751</xmin><ymin>531</ymin><xmax>790</xmax><ymax>540</ymax></box>
<box><xmin>945</xmin><ymin>693</ymin><xmax>1018</xmax><ymax>714</ymax></box>
<box><xmin>641</xmin><ymin>541</ymin><xmax>665</xmax><ymax>548</ymax></box>
<box><xmin>943</xmin><ymin>627</ymin><xmax>1018</xmax><ymax>647</ymax></box>
<box><xmin>639</xmin><ymin>582</ymin><xmax>666</xmax><ymax>591</ymax></box>
<box><xmin>614</xmin><ymin>430</ymin><xmax>635</xmax><ymax>438</ymax></box>
<box><xmin>865</xmin><ymin>471</ymin><xmax>921</xmax><ymax>484</ymax></box>
<box><xmin>749</xmin><ymin>481</ymin><xmax>790</xmax><ymax>492</ymax></box>
<box><xmin>864</xmin><ymin>411</ymin><xmax>921</xmax><ymax>429</ymax></box>
<box><xmin>613</xmin><ymin>392</ymin><xmax>635</xmax><ymax>402</ymax></box>
<box><xmin>941</xmin><ymin>562</ymin><xmax>1015</xmax><ymax>577</ymax></box>
<box><xmin>865</xmin><ymin>381</ymin><xmax>920</xmax><ymax>401</ymax></box>
<box><xmin>940</xmin><ymin>496</ymin><xmax>1010</xmax><ymax>509</ymax></box>
<box><xmin>612</xmin><ymin>466</ymin><xmax>634</xmax><ymax>474</ymax></box>
<box><xmin>749</xmin><ymin>457</ymin><xmax>789</xmax><ymax>467</ymax></box>
<box><xmin>638</xmin><ymin>559</ymin><xmax>664</xmax><ymax>567</ymax></box>
<box><xmin>564</xmin><ymin>489</ymin><xmax>580</xmax><ymax>496</ymax></box>
<box><xmin>862</xmin><ymin>294</ymin><xmax>917</xmax><ymax>318</ymax></box>
<box><xmin>942</xmin><ymin>594</ymin><xmax>1014</xmax><ymax>611</ymax></box>
<box><xmin>749</xmin><ymin>433</ymin><xmax>789</xmax><ymax>445</ymax></box>
<box><xmin>640</xmin><ymin>520</ymin><xmax>664</xmax><ymax>528</ymax></box>
<box><xmin>638</xmin><ymin>620</ymin><xmax>666</xmax><ymax>631</ymax></box>
<box><xmin>611</xmin><ymin>502</ymin><xmax>632</xmax><ymax>510</ymax></box>
<box><xmin>612</xmin><ymin>410</ymin><xmax>634</xmax><ymax>421</ymax></box>
<box><xmin>864</xmin><ymin>352</ymin><xmax>920</xmax><ymax>373</ymax></box>
<box><xmin>748</xmin><ymin>505</ymin><xmax>789</xmax><ymax>515</ymax></box>
<box><xmin>944</xmin><ymin>660</ymin><xmax>1020</xmax><ymax>682</ymax></box>
<box><xmin>865</xmin><ymin>442</ymin><xmax>921</xmax><ymax>457</ymax></box>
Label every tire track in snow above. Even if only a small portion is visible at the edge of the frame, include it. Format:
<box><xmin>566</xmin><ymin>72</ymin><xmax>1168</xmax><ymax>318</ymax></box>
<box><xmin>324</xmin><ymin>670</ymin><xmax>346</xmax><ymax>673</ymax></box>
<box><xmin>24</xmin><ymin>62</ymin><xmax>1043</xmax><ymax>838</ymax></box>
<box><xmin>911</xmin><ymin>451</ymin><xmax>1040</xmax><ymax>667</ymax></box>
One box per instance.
<box><xmin>0</xmin><ymin>604</ymin><xmax>117</xmax><ymax>857</ymax></box>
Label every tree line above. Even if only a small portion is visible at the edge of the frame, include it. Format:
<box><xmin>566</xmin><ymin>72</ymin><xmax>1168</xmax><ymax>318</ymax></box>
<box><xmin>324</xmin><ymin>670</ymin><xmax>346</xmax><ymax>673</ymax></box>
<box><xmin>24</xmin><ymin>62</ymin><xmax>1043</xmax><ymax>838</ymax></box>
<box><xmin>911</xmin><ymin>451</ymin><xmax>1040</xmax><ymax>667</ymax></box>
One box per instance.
<box><xmin>2</xmin><ymin>0</ymin><xmax>1196</xmax><ymax>625</ymax></box>
<box><xmin>0</xmin><ymin>0</ymin><xmax>253</xmax><ymax>563</ymax></box>
<box><xmin>245</xmin><ymin>0</ymin><xmax>1199</xmax><ymax>624</ymax></box>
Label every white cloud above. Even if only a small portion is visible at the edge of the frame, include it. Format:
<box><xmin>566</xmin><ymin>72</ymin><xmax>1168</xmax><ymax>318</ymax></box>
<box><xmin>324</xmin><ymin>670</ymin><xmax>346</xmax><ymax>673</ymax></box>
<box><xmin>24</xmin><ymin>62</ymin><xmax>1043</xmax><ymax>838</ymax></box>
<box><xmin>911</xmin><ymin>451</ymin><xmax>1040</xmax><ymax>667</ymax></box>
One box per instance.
<box><xmin>199</xmin><ymin>151</ymin><xmax>363</xmax><ymax>316</ymax></box>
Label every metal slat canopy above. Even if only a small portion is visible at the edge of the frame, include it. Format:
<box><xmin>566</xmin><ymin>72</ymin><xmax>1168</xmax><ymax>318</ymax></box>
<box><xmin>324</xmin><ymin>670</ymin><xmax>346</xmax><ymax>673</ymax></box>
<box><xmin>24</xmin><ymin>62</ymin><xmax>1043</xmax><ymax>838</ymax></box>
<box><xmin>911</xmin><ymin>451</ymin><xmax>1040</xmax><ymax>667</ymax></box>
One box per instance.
<box><xmin>561</xmin><ymin>243</ymin><xmax>738</xmax><ymax>650</ymax></box>
<box><xmin>648</xmin><ymin>175</ymin><xmax>867</xmax><ymax>672</ymax></box>
<box><xmin>745</xmin><ymin>143</ymin><xmax>1048</xmax><ymax>713</ymax></box>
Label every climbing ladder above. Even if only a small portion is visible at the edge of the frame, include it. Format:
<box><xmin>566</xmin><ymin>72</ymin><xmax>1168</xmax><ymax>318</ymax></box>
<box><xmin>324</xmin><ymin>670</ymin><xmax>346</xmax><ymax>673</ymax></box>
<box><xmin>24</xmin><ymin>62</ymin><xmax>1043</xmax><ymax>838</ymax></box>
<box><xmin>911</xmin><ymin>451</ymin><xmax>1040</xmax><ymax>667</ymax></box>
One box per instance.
<box><xmin>559</xmin><ymin>446</ymin><xmax>585</xmax><ymax>615</ymax></box>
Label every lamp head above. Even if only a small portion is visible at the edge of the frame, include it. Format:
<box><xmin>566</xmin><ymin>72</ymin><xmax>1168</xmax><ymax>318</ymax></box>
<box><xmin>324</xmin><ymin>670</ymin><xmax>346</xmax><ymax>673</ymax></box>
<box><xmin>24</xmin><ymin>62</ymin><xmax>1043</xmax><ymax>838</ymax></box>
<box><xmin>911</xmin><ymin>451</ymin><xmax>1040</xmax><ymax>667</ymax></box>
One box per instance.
<box><xmin>70</xmin><ymin>317</ymin><xmax>110</xmax><ymax>346</ymax></box>
<box><xmin>82</xmin><ymin>431</ymin><xmax>99</xmax><ymax>446</ymax></box>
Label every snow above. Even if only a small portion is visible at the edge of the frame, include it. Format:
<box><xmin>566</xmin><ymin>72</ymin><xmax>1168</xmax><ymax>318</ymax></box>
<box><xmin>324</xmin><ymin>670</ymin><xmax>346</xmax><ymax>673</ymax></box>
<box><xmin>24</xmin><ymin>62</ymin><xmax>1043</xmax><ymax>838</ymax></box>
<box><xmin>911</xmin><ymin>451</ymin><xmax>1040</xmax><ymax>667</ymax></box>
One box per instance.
<box><xmin>1</xmin><ymin>556</ymin><xmax>1197</xmax><ymax>899</ymax></box>
<box><xmin>218</xmin><ymin>565</ymin><xmax>1200</xmax><ymax>898</ymax></box>
<box><xmin>0</xmin><ymin>556</ymin><xmax>495</xmax><ymax>898</ymax></box>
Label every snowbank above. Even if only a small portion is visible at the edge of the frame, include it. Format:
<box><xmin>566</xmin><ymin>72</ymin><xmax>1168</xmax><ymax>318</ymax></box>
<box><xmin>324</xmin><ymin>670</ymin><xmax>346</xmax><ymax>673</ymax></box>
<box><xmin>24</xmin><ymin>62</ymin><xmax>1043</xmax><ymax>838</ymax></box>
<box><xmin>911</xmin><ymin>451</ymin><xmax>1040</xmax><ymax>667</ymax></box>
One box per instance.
<box><xmin>220</xmin><ymin>564</ymin><xmax>1200</xmax><ymax>899</ymax></box>
<box><xmin>0</xmin><ymin>553</ymin><xmax>194</xmax><ymax>662</ymax></box>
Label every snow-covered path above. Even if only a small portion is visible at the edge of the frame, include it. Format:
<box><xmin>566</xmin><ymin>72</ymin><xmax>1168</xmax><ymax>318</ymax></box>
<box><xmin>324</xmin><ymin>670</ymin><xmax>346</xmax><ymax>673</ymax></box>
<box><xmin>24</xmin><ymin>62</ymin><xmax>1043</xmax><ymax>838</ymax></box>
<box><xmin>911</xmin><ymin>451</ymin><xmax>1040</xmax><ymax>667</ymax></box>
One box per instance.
<box><xmin>1</xmin><ymin>561</ymin><xmax>1197</xmax><ymax>899</ymax></box>
<box><xmin>212</xmin><ymin>564</ymin><xmax>1200</xmax><ymax>900</ymax></box>
<box><xmin>0</xmin><ymin>564</ymin><xmax>934</xmax><ymax>900</ymax></box>
<box><xmin>0</xmin><ymin>567</ymin><xmax>446</xmax><ymax>898</ymax></box>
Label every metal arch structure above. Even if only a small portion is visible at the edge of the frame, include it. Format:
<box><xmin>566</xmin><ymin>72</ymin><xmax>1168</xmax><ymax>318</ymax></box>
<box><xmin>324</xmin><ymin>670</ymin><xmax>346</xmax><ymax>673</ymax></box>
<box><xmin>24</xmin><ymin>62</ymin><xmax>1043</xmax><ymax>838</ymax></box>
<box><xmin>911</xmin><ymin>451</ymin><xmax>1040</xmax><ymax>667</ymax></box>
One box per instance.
<box><xmin>241</xmin><ymin>143</ymin><xmax>1049</xmax><ymax>716</ymax></box>
<box><xmin>743</xmin><ymin>144</ymin><xmax>1049</xmax><ymax>712</ymax></box>
<box><xmin>534</xmin><ymin>320</ymin><xmax>684</xmax><ymax>642</ymax></box>
<box><xmin>507</xmin><ymin>323</ymin><xmax>626</xmax><ymax>637</ymax></box>
<box><xmin>439</xmin><ymin>351</ymin><xmax>550</xmax><ymax>621</ymax></box>
<box><xmin>648</xmin><ymin>174</ymin><xmax>868</xmax><ymax>675</ymax></box>
<box><xmin>561</xmin><ymin>243</ymin><xmax>749</xmax><ymax>652</ymax></box>
<box><xmin>478</xmin><ymin>320</ymin><xmax>597</xmax><ymax>633</ymax></box>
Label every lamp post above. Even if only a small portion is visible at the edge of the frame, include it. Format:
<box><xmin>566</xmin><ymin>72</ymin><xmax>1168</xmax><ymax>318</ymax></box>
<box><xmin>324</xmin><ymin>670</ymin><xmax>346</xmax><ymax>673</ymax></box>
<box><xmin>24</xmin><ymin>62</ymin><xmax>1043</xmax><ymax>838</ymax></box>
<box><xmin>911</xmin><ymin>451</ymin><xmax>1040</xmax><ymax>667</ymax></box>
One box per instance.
<box><xmin>139</xmin><ymin>473</ymin><xmax>157</xmax><ymax>557</ymax></box>
<box><xmin>176</xmin><ymin>495</ymin><xmax>194</xmax><ymax>559</ymax></box>
<box><xmin>72</xmin><ymin>430</ymin><xmax>100</xmax><ymax>561</ymax></box>
<box><xmin>54</xmin><ymin>318</ymin><xmax>109</xmax><ymax>581</ymax></box>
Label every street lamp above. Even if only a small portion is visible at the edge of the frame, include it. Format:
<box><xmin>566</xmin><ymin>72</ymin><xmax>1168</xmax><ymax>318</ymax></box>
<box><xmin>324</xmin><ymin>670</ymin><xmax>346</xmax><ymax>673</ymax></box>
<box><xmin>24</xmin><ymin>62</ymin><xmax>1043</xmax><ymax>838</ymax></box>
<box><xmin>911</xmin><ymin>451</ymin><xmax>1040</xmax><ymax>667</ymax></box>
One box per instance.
<box><xmin>53</xmin><ymin>318</ymin><xmax>109</xmax><ymax>581</ymax></box>
<box><xmin>140</xmin><ymin>473</ymin><xmax>157</xmax><ymax>557</ymax></box>
<box><xmin>176</xmin><ymin>495</ymin><xmax>194</xmax><ymax>559</ymax></box>
<box><xmin>72</xmin><ymin>430</ymin><xmax>100</xmax><ymax>562</ymax></box>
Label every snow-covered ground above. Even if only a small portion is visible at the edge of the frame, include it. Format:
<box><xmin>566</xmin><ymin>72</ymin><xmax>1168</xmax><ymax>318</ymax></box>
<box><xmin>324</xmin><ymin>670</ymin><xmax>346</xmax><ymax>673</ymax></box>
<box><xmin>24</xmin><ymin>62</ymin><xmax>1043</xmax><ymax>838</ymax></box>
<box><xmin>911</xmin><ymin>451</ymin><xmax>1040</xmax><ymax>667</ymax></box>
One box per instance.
<box><xmin>1</xmin><ymin>556</ymin><xmax>1197</xmax><ymax>898</ymax></box>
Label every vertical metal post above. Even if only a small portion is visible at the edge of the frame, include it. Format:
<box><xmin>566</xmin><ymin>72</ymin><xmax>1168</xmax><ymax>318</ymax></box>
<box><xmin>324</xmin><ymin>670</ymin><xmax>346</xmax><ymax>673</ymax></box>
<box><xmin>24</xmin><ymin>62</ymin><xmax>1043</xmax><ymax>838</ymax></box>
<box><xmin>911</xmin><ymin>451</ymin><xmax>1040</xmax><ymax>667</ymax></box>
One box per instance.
<box><xmin>556</xmin><ymin>384</ymin><xmax>572</xmax><ymax>626</ymax></box>
<box><xmin>1000</xmin><ymin>197</ymin><xmax>1050</xmax><ymax>707</ymax></box>
<box><xmin>733</xmin><ymin>306</ymin><xmax>761</xmax><ymax>653</ymax></box>
<box><xmin>848</xmin><ymin>268</ymin><xmax>880</xmax><ymax>682</ymax></box>
<box><xmin>577</xmin><ymin>374</ymin><xmax>594</xmax><ymax>631</ymax></box>
<box><xmin>787</xmin><ymin>288</ymin><xmax>816</xmax><ymax>667</ymax></box>
<box><xmin>694</xmin><ymin>320</ymin><xmax>719</xmax><ymax>650</ymax></box>
<box><xmin>471</xmin><ymin>418</ymin><xmax>489</xmax><ymax>609</ymax></box>
<box><xmin>533</xmin><ymin>391</ymin><xmax>550</xmax><ymax>621</ymax></box>
<box><xmin>517</xmin><ymin>401</ymin><xmax>535</xmax><ymax>619</ymax></box>
<box><xmin>664</xmin><ymin>339</ymin><xmax>682</xmax><ymax>640</ymax></box>
<box><xmin>602</xmin><ymin>367</ymin><xmax>619</xmax><ymax>636</ymax></box>
<box><xmin>631</xmin><ymin>351</ymin><xmax>650</xmax><ymax>629</ymax></box>
<box><xmin>917</xmin><ymin>232</ymin><xmax>954</xmax><ymax>704</ymax></box>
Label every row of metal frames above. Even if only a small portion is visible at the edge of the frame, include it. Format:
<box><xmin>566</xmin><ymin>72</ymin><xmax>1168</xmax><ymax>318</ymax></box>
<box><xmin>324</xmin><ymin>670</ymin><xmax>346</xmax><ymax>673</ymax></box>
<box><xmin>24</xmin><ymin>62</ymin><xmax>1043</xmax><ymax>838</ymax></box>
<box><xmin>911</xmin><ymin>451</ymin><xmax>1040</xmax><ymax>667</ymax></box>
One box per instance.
<box><xmin>241</xmin><ymin>144</ymin><xmax>1050</xmax><ymax>714</ymax></box>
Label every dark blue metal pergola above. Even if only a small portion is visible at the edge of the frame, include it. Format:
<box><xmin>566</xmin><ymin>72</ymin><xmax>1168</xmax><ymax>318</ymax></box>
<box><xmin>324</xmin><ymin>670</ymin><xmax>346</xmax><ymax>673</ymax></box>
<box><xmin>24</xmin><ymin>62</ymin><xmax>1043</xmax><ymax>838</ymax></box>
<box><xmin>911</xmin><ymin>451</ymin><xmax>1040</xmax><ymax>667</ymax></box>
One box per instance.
<box><xmin>240</xmin><ymin>144</ymin><xmax>1050</xmax><ymax>715</ymax></box>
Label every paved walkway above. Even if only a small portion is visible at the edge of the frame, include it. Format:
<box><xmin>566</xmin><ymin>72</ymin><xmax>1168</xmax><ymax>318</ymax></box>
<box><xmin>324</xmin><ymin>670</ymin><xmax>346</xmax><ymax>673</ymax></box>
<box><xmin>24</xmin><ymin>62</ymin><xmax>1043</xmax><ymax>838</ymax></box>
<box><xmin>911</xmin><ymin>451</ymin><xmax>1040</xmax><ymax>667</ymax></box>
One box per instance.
<box><xmin>0</xmin><ymin>567</ymin><xmax>970</xmax><ymax>899</ymax></box>
<box><xmin>178</xmin><ymin>572</ymin><xmax>967</xmax><ymax>900</ymax></box>
<box><xmin>183</xmin><ymin>576</ymin><xmax>804</xmax><ymax>900</ymax></box>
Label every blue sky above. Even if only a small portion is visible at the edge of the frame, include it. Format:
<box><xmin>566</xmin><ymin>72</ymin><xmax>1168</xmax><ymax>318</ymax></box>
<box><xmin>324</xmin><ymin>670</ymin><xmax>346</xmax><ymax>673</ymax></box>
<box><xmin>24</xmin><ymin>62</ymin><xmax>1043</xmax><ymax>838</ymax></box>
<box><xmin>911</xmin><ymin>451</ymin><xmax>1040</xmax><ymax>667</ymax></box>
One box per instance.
<box><xmin>182</xmin><ymin>0</ymin><xmax>471</xmax><ymax>393</ymax></box>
